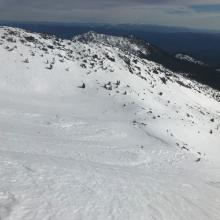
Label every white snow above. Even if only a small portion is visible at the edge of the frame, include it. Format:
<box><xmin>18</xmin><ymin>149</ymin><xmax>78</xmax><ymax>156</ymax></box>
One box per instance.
<box><xmin>175</xmin><ymin>53</ymin><xmax>206</xmax><ymax>66</ymax></box>
<box><xmin>0</xmin><ymin>27</ymin><xmax>220</xmax><ymax>220</ymax></box>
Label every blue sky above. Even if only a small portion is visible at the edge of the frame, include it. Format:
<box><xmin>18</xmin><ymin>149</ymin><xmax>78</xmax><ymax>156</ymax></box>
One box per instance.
<box><xmin>0</xmin><ymin>0</ymin><xmax>220</xmax><ymax>30</ymax></box>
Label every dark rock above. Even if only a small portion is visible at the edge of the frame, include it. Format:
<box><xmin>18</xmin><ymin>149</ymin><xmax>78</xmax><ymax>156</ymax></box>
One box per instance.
<box><xmin>78</xmin><ymin>83</ymin><xmax>86</xmax><ymax>89</ymax></box>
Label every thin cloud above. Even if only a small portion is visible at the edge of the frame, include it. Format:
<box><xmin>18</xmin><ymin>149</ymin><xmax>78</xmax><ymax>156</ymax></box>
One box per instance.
<box><xmin>1</xmin><ymin>0</ymin><xmax>220</xmax><ymax>10</ymax></box>
<box><xmin>191</xmin><ymin>4</ymin><xmax>220</xmax><ymax>13</ymax></box>
<box><xmin>0</xmin><ymin>0</ymin><xmax>220</xmax><ymax>30</ymax></box>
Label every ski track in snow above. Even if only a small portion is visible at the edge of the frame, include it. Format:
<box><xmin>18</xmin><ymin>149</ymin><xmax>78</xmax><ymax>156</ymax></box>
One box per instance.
<box><xmin>0</xmin><ymin>27</ymin><xmax>220</xmax><ymax>220</ymax></box>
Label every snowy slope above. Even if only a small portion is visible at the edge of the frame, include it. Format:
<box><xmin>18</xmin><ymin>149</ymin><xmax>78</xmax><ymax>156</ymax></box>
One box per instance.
<box><xmin>175</xmin><ymin>53</ymin><xmax>206</xmax><ymax>66</ymax></box>
<box><xmin>0</xmin><ymin>27</ymin><xmax>220</xmax><ymax>220</ymax></box>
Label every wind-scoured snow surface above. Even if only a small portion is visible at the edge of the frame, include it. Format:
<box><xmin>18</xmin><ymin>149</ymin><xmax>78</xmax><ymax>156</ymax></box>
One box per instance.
<box><xmin>0</xmin><ymin>27</ymin><xmax>220</xmax><ymax>220</ymax></box>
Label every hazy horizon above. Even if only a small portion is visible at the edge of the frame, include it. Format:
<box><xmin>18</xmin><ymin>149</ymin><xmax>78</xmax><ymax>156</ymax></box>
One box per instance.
<box><xmin>1</xmin><ymin>20</ymin><xmax>220</xmax><ymax>33</ymax></box>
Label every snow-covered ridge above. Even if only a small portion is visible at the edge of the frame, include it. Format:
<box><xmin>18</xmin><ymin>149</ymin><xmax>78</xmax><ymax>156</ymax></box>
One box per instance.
<box><xmin>0</xmin><ymin>27</ymin><xmax>218</xmax><ymax>98</ymax></box>
<box><xmin>175</xmin><ymin>53</ymin><xmax>206</xmax><ymax>66</ymax></box>
<box><xmin>73</xmin><ymin>31</ymin><xmax>158</xmax><ymax>56</ymax></box>
<box><xmin>0</xmin><ymin>26</ymin><xmax>220</xmax><ymax>220</ymax></box>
